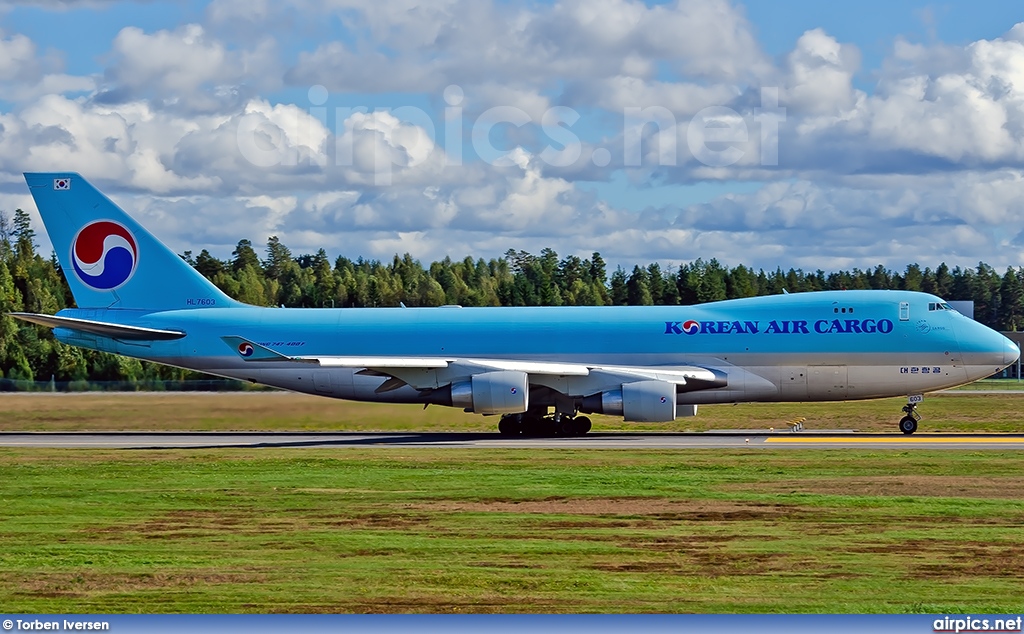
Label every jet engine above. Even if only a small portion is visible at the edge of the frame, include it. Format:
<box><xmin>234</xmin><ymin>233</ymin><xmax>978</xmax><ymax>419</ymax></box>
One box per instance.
<box><xmin>581</xmin><ymin>380</ymin><xmax>694</xmax><ymax>422</ymax></box>
<box><xmin>449</xmin><ymin>370</ymin><xmax>529</xmax><ymax>414</ymax></box>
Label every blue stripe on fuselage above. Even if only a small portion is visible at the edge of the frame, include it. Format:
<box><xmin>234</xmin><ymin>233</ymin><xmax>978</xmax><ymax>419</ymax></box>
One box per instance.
<box><xmin>61</xmin><ymin>290</ymin><xmax>967</xmax><ymax>363</ymax></box>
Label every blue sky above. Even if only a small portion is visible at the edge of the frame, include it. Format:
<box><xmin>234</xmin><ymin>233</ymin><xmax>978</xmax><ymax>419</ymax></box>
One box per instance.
<box><xmin>747</xmin><ymin>2</ymin><xmax>1023</xmax><ymax>71</ymax></box>
<box><xmin>1</xmin><ymin>0</ymin><xmax>1023</xmax><ymax>272</ymax></box>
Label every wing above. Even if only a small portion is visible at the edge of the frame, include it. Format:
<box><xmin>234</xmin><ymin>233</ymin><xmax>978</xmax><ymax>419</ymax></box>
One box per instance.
<box><xmin>220</xmin><ymin>335</ymin><xmax>450</xmax><ymax>368</ymax></box>
<box><xmin>221</xmin><ymin>336</ymin><xmax>726</xmax><ymax>394</ymax></box>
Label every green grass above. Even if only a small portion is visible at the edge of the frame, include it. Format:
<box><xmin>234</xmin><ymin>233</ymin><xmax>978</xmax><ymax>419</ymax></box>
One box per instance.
<box><xmin>2</xmin><ymin>449</ymin><xmax>1024</xmax><ymax>612</ymax></box>
<box><xmin>4</xmin><ymin>391</ymin><xmax>1024</xmax><ymax>433</ymax></box>
<box><xmin>948</xmin><ymin>379</ymin><xmax>1024</xmax><ymax>391</ymax></box>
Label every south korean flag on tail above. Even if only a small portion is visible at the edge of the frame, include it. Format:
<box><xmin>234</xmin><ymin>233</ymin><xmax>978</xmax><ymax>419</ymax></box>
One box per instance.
<box><xmin>53</xmin><ymin>178</ymin><xmax>70</xmax><ymax>191</ymax></box>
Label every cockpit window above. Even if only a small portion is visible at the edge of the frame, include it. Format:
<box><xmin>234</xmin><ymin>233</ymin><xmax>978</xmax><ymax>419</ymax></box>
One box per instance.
<box><xmin>929</xmin><ymin>302</ymin><xmax>956</xmax><ymax>312</ymax></box>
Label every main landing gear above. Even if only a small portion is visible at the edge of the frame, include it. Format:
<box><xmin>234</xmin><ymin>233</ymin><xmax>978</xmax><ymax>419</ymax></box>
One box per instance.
<box><xmin>899</xmin><ymin>396</ymin><xmax>922</xmax><ymax>435</ymax></box>
<box><xmin>497</xmin><ymin>411</ymin><xmax>592</xmax><ymax>437</ymax></box>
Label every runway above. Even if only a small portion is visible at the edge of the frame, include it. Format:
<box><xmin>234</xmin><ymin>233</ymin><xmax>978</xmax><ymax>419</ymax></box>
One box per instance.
<box><xmin>3</xmin><ymin>431</ymin><xmax>1024</xmax><ymax>449</ymax></box>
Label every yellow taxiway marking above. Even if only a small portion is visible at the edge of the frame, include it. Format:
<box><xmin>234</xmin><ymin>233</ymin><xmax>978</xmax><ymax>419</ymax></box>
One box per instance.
<box><xmin>765</xmin><ymin>436</ymin><xmax>1024</xmax><ymax>443</ymax></box>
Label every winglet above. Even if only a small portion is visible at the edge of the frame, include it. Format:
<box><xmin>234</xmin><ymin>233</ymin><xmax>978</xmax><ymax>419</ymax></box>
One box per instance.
<box><xmin>221</xmin><ymin>336</ymin><xmax>313</xmax><ymax>363</ymax></box>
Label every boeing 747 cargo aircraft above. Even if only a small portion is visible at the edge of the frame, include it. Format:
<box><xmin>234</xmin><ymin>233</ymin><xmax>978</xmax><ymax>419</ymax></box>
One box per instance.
<box><xmin>11</xmin><ymin>173</ymin><xmax>1020</xmax><ymax>435</ymax></box>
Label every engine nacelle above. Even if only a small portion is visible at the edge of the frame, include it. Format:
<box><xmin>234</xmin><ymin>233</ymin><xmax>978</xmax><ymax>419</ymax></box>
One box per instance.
<box><xmin>581</xmin><ymin>380</ymin><xmax>681</xmax><ymax>422</ymax></box>
<box><xmin>449</xmin><ymin>370</ymin><xmax>529</xmax><ymax>414</ymax></box>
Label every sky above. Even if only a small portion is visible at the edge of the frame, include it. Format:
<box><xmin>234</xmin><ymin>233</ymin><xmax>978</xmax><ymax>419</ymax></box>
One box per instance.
<box><xmin>1</xmin><ymin>0</ymin><xmax>1024</xmax><ymax>273</ymax></box>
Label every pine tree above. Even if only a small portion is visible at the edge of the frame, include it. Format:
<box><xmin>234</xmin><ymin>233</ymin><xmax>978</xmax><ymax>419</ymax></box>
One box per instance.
<box><xmin>12</xmin><ymin>209</ymin><xmax>35</xmax><ymax>260</ymax></box>
<box><xmin>194</xmin><ymin>250</ymin><xmax>225</xmax><ymax>278</ymax></box>
<box><xmin>231</xmin><ymin>239</ymin><xmax>261</xmax><ymax>272</ymax></box>
<box><xmin>609</xmin><ymin>267</ymin><xmax>628</xmax><ymax>306</ymax></box>
<box><xmin>0</xmin><ymin>210</ymin><xmax>11</xmax><ymax>261</ymax></box>
<box><xmin>312</xmin><ymin>249</ymin><xmax>338</xmax><ymax>307</ymax></box>
<box><xmin>626</xmin><ymin>266</ymin><xmax>653</xmax><ymax>305</ymax></box>
<box><xmin>999</xmin><ymin>268</ymin><xmax>1024</xmax><ymax>331</ymax></box>
<box><xmin>264</xmin><ymin>236</ymin><xmax>293</xmax><ymax>281</ymax></box>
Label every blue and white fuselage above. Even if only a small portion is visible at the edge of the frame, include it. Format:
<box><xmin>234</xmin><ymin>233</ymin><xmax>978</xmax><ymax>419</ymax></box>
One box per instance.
<box><xmin>50</xmin><ymin>293</ymin><xmax>1016</xmax><ymax>406</ymax></box>
<box><xmin>13</xmin><ymin>173</ymin><xmax>1020</xmax><ymax>435</ymax></box>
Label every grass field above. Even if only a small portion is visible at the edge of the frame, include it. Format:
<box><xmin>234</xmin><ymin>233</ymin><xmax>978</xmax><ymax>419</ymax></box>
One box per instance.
<box><xmin>2</xmin><ymin>389</ymin><xmax>1024</xmax><ymax>433</ymax></box>
<box><xmin>1</xmin><ymin>448</ymin><xmax>1023</xmax><ymax>613</ymax></box>
<box><xmin>3</xmin><ymin>392</ymin><xmax>1024</xmax><ymax>613</ymax></box>
<box><xmin>950</xmin><ymin>379</ymin><xmax>1024</xmax><ymax>391</ymax></box>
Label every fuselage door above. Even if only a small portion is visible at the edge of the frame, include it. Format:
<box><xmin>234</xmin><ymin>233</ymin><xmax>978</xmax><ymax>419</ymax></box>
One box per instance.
<box><xmin>899</xmin><ymin>301</ymin><xmax>910</xmax><ymax>321</ymax></box>
<box><xmin>313</xmin><ymin>370</ymin><xmax>334</xmax><ymax>394</ymax></box>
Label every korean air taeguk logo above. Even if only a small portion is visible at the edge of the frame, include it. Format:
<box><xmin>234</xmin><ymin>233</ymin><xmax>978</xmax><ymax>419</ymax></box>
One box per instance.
<box><xmin>70</xmin><ymin>220</ymin><xmax>139</xmax><ymax>291</ymax></box>
<box><xmin>238</xmin><ymin>343</ymin><xmax>255</xmax><ymax>357</ymax></box>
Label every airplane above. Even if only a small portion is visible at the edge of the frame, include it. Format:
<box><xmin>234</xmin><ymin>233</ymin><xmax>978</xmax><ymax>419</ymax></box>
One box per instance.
<box><xmin>9</xmin><ymin>172</ymin><xmax>1020</xmax><ymax>436</ymax></box>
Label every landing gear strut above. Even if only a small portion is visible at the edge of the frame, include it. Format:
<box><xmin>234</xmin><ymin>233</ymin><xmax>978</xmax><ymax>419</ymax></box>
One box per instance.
<box><xmin>899</xmin><ymin>397</ymin><xmax>922</xmax><ymax>435</ymax></box>
<box><xmin>497</xmin><ymin>411</ymin><xmax>592</xmax><ymax>437</ymax></box>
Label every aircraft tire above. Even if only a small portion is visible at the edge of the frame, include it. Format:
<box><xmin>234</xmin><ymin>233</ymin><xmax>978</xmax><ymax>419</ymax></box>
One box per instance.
<box><xmin>558</xmin><ymin>417</ymin><xmax>579</xmax><ymax>436</ymax></box>
<box><xmin>573</xmin><ymin>416</ymin><xmax>592</xmax><ymax>435</ymax></box>
<box><xmin>498</xmin><ymin>415</ymin><xmax>521</xmax><ymax>436</ymax></box>
<box><xmin>521</xmin><ymin>415</ymin><xmax>548</xmax><ymax>437</ymax></box>
<box><xmin>899</xmin><ymin>416</ymin><xmax>918</xmax><ymax>435</ymax></box>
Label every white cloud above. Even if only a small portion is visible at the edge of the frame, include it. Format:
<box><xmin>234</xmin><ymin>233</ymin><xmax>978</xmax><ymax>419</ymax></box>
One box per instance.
<box><xmin>784</xmin><ymin>29</ymin><xmax>860</xmax><ymax>116</ymax></box>
<box><xmin>111</xmin><ymin>25</ymin><xmax>231</xmax><ymax>93</ymax></box>
<box><xmin>206</xmin><ymin>0</ymin><xmax>274</xmax><ymax>25</ymax></box>
<box><xmin>4</xmin><ymin>74</ymin><xmax>95</xmax><ymax>103</ymax></box>
<box><xmin>0</xmin><ymin>30</ymin><xmax>95</xmax><ymax>104</ymax></box>
<box><xmin>766</xmin><ymin>24</ymin><xmax>1024</xmax><ymax>172</ymax></box>
<box><xmin>0</xmin><ymin>94</ymin><xmax>322</xmax><ymax>194</ymax></box>
<box><xmin>666</xmin><ymin>171</ymin><xmax>1024</xmax><ymax>270</ymax></box>
<box><xmin>286</xmin><ymin>0</ymin><xmax>770</xmax><ymax>114</ymax></box>
<box><xmin>96</xmin><ymin>24</ymin><xmax>279</xmax><ymax>113</ymax></box>
<box><xmin>0</xmin><ymin>32</ymin><xmax>35</xmax><ymax>81</ymax></box>
<box><xmin>241</xmin><ymin>194</ymin><xmax>298</xmax><ymax>234</ymax></box>
<box><xmin>8</xmin><ymin>2</ymin><xmax>1024</xmax><ymax>276</ymax></box>
<box><xmin>581</xmin><ymin>76</ymin><xmax>741</xmax><ymax>117</ymax></box>
<box><xmin>245</xmin><ymin>100</ymin><xmax>329</xmax><ymax>158</ymax></box>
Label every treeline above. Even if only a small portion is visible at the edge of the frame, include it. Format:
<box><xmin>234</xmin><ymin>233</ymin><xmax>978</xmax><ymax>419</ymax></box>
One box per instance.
<box><xmin>2</xmin><ymin>207</ymin><xmax>1024</xmax><ymax>383</ymax></box>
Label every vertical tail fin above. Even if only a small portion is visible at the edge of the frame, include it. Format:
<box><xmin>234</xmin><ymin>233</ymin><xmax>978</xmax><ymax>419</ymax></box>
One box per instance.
<box><xmin>24</xmin><ymin>172</ymin><xmax>240</xmax><ymax>310</ymax></box>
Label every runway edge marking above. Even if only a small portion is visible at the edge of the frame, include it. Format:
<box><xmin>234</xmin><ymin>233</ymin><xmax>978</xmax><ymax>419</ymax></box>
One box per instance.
<box><xmin>765</xmin><ymin>436</ymin><xmax>1024</xmax><ymax>443</ymax></box>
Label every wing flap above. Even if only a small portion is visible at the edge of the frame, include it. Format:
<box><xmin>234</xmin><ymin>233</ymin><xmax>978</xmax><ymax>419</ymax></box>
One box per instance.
<box><xmin>10</xmin><ymin>312</ymin><xmax>186</xmax><ymax>341</ymax></box>
<box><xmin>457</xmin><ymin>359</ymin><xmax>591</xmax><ymax>376</ymax></box>
<box><xmin>313</xmin><ymin>357</ymin><xmax>450</xmax><ymax>368</ymax></box>
<box><xmin>589</xmin><ymin>365</ymin><xmax>719</xmax><ymax>385</ymax></box>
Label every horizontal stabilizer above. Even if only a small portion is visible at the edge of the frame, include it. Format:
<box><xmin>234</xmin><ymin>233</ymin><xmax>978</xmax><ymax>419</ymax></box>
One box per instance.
<box><xmin>9</xmin><ymin>312</ymin><xmax>186</xmax><ymax>340</ymax></box>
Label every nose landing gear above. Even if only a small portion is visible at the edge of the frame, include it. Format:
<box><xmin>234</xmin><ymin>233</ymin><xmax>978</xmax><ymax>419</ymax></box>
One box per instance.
<box><xmin>899</xmin><ymin>396</ymin><xmax>922</xmax><ymax>435</ymax></box>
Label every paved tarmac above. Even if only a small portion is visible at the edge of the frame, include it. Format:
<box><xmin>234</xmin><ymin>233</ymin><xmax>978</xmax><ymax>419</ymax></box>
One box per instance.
<box><xmin>3</xmin><ymin>431</ymin><xmax>1024</xmax><ymax>449</ymax></box>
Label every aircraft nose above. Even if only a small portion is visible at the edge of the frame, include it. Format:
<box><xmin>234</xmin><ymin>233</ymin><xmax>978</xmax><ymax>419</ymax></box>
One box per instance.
<box><xmin>1005</xmin><ymin>337</ymin><xmax>1020</xmax><ymax>366</ymax></box>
